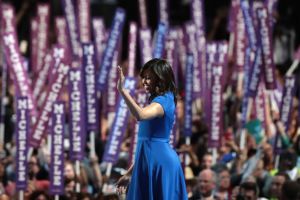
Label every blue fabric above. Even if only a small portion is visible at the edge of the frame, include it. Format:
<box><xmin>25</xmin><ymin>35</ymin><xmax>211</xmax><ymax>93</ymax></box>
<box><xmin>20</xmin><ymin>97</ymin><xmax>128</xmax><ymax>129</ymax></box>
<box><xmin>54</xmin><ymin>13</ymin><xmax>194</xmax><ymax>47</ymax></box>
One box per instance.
<box><xmin>126</xmin><ymin>92</ymin><xmax>188</xmax><ymax>200</ymax></box>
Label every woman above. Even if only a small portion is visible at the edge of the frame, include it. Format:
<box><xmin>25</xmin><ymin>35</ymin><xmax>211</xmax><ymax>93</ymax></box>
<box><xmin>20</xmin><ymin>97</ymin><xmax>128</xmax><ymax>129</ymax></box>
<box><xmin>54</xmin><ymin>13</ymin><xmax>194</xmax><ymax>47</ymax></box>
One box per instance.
<box><xmin>116</xmin><ymin>59</ymin><xmax>187</xmax><ymax>200</ymax></box>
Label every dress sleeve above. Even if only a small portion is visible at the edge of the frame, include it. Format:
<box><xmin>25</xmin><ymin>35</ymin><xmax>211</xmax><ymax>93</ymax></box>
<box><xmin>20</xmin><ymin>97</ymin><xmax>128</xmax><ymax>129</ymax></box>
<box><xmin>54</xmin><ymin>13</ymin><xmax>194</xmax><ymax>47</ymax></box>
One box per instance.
<box><xmin>152</xmin><ymin>95</ymin><xmax>168</xmax><ymax>115</ymax></box>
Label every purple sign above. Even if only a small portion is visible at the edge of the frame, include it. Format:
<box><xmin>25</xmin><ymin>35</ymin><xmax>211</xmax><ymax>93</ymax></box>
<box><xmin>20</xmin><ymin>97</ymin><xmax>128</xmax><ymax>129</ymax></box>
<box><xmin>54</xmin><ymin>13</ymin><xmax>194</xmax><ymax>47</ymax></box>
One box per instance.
<box><xmin>197</xmin><ymin>35</ymin><xmax>206</xmax><ymax>99</ymax></box>
<box><xmin>68</xmin><ymin>67</ymin><xmax>87</xmax><ymax>161</ymax></box>
<box><xmin>1</xmin><ymin>4</ymin><xmax>16</xmax><ymax>36</ymax></box>
<box><xmin>184</xmin><ymin>54</ymin><xmax>193</xmax><ymax>137</ymax></box>
<box><xmin>279</xmin><ymin>76</ymin><xmax>296</xmax><ymax>132</ymax></box>
<box><xmin>240</xmin><ymin>0</ymin><xmax>257</xmax><ymax>50</ymax></box>
<box><xmin>36</xmin><ymin>4</ymin><xmax>50</xmax><ymax>72</ymax></box>
<box><xmin>30</xmin><ymin>18</ymin><xmax>38</xmax><ymax>74</ymax></box>
<box><xmin>36</xmin><ymin>45</ymin><xmax>67</xmax><ymax>108</ymax></box>
<box><xmin>177</xmin><ymin>28</ymin><xmax>187</xmax><ymax>79</ymax></box>
<box><xmin>170</xmin><ymin>112</ymin><xmax>178</xmax><ymax>148</ymax></box>
<box><xmin>247</xmin><ymin>47</ymin><xmax>262</xmax><ymax>97</ymax></box>
<box><xmin>152</xmin><ymin>22</ymin><xmax>168</xmax><ymax>58</ymax></box>
<box><xmin>203</xmin><ymin>42</ymin><xmax>218</xmax><ymax>124</ymax></box>
<box><xmin>0</xmin><ymin>0</ymin><xmax>1</xmax><ymax>18</ymax></box>
<box><xmin>227</xmin><ymin>0</ymin><xmax>239</xmax><ymax>32</ymax></box>
<box><xmin>257</xmin><ymin>7</ymin><xmax>276</xmax><ymax>90</ymax></box>
<box><xmin>191</xmin><ymin>0</ymin><xmax>205</xmax><ymax>36</ymax></box>
<box><xmin>49</xmin><ymin>102</ymin><xmax>65</xmax><ymax>195</ymax></box>
<box><xmin>138</xmin><ymin>0</ymin><xmax>147</xmax><ymax>28</ymax></box>
<box><xmin>16</xmin><ymin>97</ymin><xmax>29</xmax><ymax>190</ymax></box>
<box><xmin>158</xmin><ymin>0</ymin><xmax>169</xmax><ymax>25</ymax></box>
<box><xmin>274</xmin><ymin>76</ymin><xmax>296</xmax><ymax>153</ymax></box>
<box><xmin>55</xmin><ymin>17</ymin><xmax>70</xmax><ymax>50</ymax></box>
<box><xmin>235</xmin><ymin>6</ymin><xmax>247</xmax><ymax>72</ymax></box>
<box><xmin>0</xmin><ymin>58</ymin><xmax>7</xmax><ymax>139</ymax></box>
<box><xmin>61</xmin><ymin>0</ymin><xmax>81</xmax><ymax>58</ymax></box>
<box><xmin>1</xmin><ymin>5</ymin><xmax>37</xmax><ymax>117</ymax></box>
<box><xmin>185</xmin><ymin>22</ymin><xmax>201</xmax><ymax>98</ymax></box>
<box><xmin>217</xmin><ymin>42</ymin><xmax>228</xmax><ymax>71</ymax></box>
<box><xmin>254</xmin><ymin>83</ymin><xmax>267</xmax><ymax>129</ymax></box>
<box><xmin>294</xmin><ymin>46</ymin><xmax>300</xmax><ymax>60</ymax></box>
<box><xmin>265</xmin><ymin>0</ymin><xmax>278</xmax><ymax>29</ymax></box>
<box><xmin>205</xmin><ymin>42</ymin><xmax>218</xmax><ymax>89</ymax></box>
<box><xmin>82</xmin><ymin>43</ymin><xmax>99</xmax><ymax>131</ymax></box>
<box><xmin>30</xmin><ymin>62</ymin><xmax>70</xmax><ymax>148</ymax></box>
<box><xmin>33</xmin><ymin>51</ymin><xmax>53</xmax><ymax>100</ymax></box>
<box><xmin>241</xmin><ymin>47</ymin><xmax>253</xmax><ymax>126</ymax></box>
<box><xmin>128</xmin><ymin>22</ymin><xmax>137</xmax><ymax>77</ymax></box>
<box><xmin>102</xmin><ymin>78</ymin><xmax>136</xmax><ymax>164</ymax></box>
<box><xmin>97</xmin><ymin>8</ymin><xmax>126</xmax><ymax>91</ymax></box>
<box><xmin>252</xmin><ymin>1</ymin><xmax>264</xmax><ymax>30</ymax></box>
<box><xmin>206</xmin><ymin>42</ymin><xmax>228</xmax><ymax>147</ymax></box>
<box><xmin>165</xmin><ymin>28</ymin><xmax>178</xmax><ymax>83</ymax></box>
<box><xmin>92</xmin><ymin>18</ymin><xmax>106</xmax><ymax>66</ymax></box>
<box><xmin>139</xmin><ymin>28</ymin><xmax>152</xmax><ymax>64</ymax></box>
<box><xmin>208</xmin><ymin>63</ymin><xmax>224</xmax><ymax>148</ymax></box>
<box><xmin>77</xmin><ymin>0</ymin><xmax>90</xmax><ymax>42</ymax></box>
<box><xmin>107</xmin><ymin>50</ymin><xmax>119</xmax><ymax>119</ymax></box>
<box><xmin>49</xmin><ymin>45</ymin><xmax>68</xmax><ymax>81</ymax></box>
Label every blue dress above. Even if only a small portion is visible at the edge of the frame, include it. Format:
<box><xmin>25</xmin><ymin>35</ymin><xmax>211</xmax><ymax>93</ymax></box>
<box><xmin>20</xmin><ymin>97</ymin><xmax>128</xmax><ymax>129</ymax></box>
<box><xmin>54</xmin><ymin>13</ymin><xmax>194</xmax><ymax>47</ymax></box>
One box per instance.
<box><xmin>126</xmin><ymin>92</ymin><xmax>188</xmax><ymax>200</ymax></box>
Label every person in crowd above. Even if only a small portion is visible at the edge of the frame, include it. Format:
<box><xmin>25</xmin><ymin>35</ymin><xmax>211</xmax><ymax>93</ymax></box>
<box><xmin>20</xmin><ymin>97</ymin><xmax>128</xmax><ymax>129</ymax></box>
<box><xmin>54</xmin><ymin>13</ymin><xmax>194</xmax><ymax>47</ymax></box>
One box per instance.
<box><xmin>189</xmin><ymin>168</ymin><xmax>217</xmax><ymax>200</ymax></box>
<box><xmin>238</xmin><ymin>181</ymin><xmax>259</xmax><ymax>200</ymax></box>
<box><xmin>200</xmin><ymin>152</ymin><xmax>214</xmax><ymax>171</ymax></box>
<box><xmin>231</xmin><ymin>186</ymin><xmax>240</xmax><ymax>200</ymax></box>
<box><xmin>215</xmin><ymin>167</ymin><xmax>231</xmax><ymax>200</ymax></box>
<box><xmin>116</xmin><ymin>59</ymin><xmax>188</xmax><ymax>199</ymax></box>
<box><xmin>0</xmin><ymin>194</ymin><xmax>9</xmax><ymax>200</ymax></box>
<box><xmin>29</xmin><ymin>190</ymin><xmax>50</xmax><ymax>200</ymax></box>
<box><xmin>3</xmin><ymin>155</ymin><xmax>50</xmax><ymax>197</ymax></box>
<box><xmin>252</xmin><ymin>159</ymin><xmax>272</xmax><ymax>198</ymax></box>
<box><xmin>262</xmin><ymin>143</ymin><xmax>274</xmax><ymax>172</ymax></box>
<box><xmin>281</xmin><ymin>181</ymin><xmax>300</xmax><ymax>200</ymax></box>
<box><xmin>177</xmin><ymin>143</ymin><xmax>200</xmax><ymax>176</ymax></box>
<box><xmin>28</xmin><ymin>155</ymin><xmax>49</xmax><ymax>181</ymax></box>
<box><xmin>64</xmin><ymin>160</ymin><xmax>91</xmax><ymax>194</ymax></box>
<box><xmin>268</xmin><ymin>172</ymin><xmax>290</xmax><ymax>200</ymax></box>
<box><xmin>278</xmin><ymin>149</ymin><xmax>299</xmax><ymax>180</ymax></box>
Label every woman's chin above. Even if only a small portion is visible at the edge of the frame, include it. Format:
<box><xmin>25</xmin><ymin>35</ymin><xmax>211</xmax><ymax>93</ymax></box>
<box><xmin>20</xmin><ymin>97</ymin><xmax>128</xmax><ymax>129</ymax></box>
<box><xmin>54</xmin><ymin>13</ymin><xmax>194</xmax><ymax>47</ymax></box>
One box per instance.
<box><xmin>143</xmin><ymin>87</ymin><xmax>150</xmax><ymax>93</ymax></box>
<box><xmin>144</xmin><ymin>89</ymin><xmax>150</xmax><ymax>94</ymax></box>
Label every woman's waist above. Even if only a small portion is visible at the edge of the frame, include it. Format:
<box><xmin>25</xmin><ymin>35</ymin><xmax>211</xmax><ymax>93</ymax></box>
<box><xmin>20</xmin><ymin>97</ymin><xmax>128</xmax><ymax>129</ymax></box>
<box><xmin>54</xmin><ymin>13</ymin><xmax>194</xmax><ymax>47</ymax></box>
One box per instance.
<box><xmin>137</xmin><ymin>136</ymin><xmax>169</xmax><ymax>143</ymax></box>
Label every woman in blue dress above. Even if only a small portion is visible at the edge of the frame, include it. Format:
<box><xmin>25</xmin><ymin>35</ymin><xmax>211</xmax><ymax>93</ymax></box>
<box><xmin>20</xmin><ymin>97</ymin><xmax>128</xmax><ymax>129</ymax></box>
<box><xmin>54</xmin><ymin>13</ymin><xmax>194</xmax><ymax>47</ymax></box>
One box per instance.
<box><xmin>116</xmin><ymin>58</ymin><xmax>188</xmax><ymax>200</ymax></box>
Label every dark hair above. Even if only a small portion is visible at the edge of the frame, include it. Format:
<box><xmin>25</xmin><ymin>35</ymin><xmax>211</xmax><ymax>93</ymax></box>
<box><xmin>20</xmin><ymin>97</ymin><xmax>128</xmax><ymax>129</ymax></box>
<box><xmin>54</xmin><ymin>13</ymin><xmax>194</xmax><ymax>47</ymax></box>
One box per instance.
<box><xmin>275</xmin><ymin>172</ymin><xmax>291</xmax><ymax>181</ymax></box>
<box><xmin>281</xmin><ymin>181</ymin><xmax>300</xmax><ymax>200</ymax></box>
<box><xmin>240</xmin><ymin>181</ymin><xmax>259</xmax><ymax>196</ymax></box>
<box><xmin>29</xmin><ymin>190</ymin><xmax>50</xmax><ymax>200</ymax></box>
<box><xmin>140</xmin><ymin>58</ymin><xmax>177</xmax><ymax>105</ymax></box>
<box><xmin>279</xmin><ymin>149</ymin><xmax>298</xmax><ymax>170</ymax></box>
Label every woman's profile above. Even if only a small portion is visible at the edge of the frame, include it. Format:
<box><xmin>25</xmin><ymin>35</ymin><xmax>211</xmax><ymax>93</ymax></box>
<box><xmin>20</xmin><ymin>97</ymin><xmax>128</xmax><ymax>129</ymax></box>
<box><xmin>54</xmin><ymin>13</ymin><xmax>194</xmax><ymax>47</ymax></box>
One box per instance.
<box><xmin>116</xmin><ymin>58</ymin><xmax>188</xmax><ymax>200</ymax></box>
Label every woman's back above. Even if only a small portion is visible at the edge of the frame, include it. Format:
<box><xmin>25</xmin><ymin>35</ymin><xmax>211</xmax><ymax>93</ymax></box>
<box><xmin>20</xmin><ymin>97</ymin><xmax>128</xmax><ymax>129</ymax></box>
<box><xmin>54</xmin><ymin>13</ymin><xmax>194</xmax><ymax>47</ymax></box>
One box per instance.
<box><xmin>138</xmin><ymin>92</ymin><xmax>175</xmax><ymax>140</ymax></box>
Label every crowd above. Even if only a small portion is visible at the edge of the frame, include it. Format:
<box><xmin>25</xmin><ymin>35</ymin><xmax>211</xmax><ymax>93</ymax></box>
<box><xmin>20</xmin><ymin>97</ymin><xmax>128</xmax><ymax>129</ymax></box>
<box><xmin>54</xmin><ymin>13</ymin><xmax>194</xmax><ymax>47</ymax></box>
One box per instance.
<box><xmin>0</xmin><ymin>0</ymin><xmax>300</xmax><ymax>200</ymax></box>
<box><xmin>0</xmin><ymin>82</ymin><xmax>300</xmax><ymax>200</ymax></box>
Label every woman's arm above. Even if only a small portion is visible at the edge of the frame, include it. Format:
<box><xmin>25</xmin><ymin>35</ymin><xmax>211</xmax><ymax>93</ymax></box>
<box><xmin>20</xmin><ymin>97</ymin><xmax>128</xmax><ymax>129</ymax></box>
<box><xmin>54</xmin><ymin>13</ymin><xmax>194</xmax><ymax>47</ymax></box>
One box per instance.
<box><xmin>117</xmin><ymin>66</ymin><xmax>164</xmax><ymax>121</ymax></box>
<box><xmin>125</xmin><ymin>163</ymin><xmax>134</xmax><ymax>176</ymax></box>
<box><xmin>116</xmin><ymin>163</ymin><xmax>134</xmax><ymax>189</ymax></box>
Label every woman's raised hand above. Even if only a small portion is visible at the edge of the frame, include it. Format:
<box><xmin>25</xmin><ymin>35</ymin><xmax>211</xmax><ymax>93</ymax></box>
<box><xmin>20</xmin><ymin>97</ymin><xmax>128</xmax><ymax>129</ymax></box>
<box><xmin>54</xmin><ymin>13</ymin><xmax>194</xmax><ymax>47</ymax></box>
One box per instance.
<box><xmin>115</xmin><ymin>174</ymin><xmax>130</xmax><ymax>195</ymax></box>
<box><xmin>117</xmin><ymin>65</ymin><xmax>125</xmax><ymax>92</ymax></box>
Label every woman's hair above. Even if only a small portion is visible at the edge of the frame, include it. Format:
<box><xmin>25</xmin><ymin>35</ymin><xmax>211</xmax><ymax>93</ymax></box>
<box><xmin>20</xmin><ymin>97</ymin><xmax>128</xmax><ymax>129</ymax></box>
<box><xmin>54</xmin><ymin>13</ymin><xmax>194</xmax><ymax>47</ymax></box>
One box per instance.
<box><xmin>140</xmin><ymin>58</ymin><xmax>177</xmax><ymax>104</ymax></box>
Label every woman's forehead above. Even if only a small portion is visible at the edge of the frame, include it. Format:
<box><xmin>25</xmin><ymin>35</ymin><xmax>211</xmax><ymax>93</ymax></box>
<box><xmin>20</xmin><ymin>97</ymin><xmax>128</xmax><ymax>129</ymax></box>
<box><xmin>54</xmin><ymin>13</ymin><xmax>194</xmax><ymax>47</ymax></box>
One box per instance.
<box><xmin>141</xmin><ymin>69</ymin><xmax>153</xmax><ymax>76</ymax></box>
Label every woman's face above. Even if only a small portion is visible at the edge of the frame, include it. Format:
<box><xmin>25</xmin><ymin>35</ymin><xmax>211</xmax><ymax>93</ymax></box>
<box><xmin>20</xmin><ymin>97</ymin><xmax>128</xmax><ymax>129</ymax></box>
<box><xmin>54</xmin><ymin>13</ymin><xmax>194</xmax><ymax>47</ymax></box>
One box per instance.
<box><xmin>64</xmin><ymin>163</ymin><xmax>75</xmax><ymax>179</ymax></box>
<box><xmin>141</xmin><ymin>70</ymin><xmax>157</xmax><ymax>94</ymax></box>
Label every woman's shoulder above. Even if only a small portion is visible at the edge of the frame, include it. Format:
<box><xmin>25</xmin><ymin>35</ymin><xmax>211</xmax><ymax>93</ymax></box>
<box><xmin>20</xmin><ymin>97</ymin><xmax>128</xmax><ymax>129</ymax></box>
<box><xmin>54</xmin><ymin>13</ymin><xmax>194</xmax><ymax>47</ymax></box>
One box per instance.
<box><xmin>152</xmin><ymin>91</ymin><xmax>174</xmax><ymax>102</ymax></box>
